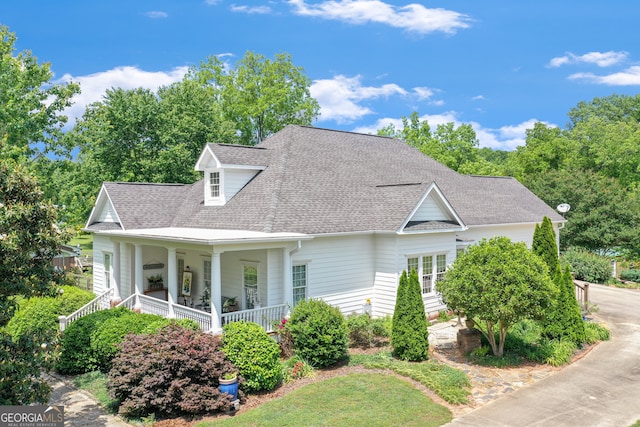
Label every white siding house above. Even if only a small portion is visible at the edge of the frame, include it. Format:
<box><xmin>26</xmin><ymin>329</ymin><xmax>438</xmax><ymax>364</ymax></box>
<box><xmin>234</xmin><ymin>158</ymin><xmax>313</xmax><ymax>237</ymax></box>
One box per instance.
<box><xmin>82</xmin><ymin>126</ymin><xmax>564</xmax><ymax>332</ymax></box>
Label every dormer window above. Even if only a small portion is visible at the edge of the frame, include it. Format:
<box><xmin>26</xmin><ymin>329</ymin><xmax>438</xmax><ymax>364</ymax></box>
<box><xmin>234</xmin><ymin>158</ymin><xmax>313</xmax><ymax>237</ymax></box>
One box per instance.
<box><xmin>210</xmin><ymin>172</ymin><xmax>220</xmax><ymax>198</ymax></box>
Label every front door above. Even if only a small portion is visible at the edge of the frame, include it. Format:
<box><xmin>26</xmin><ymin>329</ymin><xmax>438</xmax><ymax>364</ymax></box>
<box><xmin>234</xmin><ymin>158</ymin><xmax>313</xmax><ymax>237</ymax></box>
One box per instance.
<box><xmin>243</xmin><ymin>264</ymin><xmax>259</xmax><ymax>309</ymax></box>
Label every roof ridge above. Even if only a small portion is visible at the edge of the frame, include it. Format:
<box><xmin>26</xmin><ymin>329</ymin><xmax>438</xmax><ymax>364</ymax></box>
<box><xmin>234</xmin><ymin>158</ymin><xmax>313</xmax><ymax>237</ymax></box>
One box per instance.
<box><xmin>261</xmin><ymin>132</ymin><xmax>292</xmax><ymax>233</ymax></box>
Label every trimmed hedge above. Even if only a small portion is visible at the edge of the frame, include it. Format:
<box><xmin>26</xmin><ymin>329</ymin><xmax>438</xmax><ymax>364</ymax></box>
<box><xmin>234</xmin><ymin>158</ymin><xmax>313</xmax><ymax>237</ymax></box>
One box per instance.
<box><xmin>55</xmin><ymin>307</ymin><xmax>130</xmax><ymax>375</ymax></box>
<box><xmin>562</xmin><ymin>248</ymin><xmax>611</xmax><ymax>284</ymax></box>
<box><xmin>286</xmin><ymin>299</ymin><xmax>349</xmax><ymax>368</ymax></box>
<box><xmin>55</xmin><ymin>308</ymin><xmax>200</xmax><ymax>375</ymax></box>
<box><xmin>620</xmin><ymin>269</ymin><xmax>640</xmax><ymax>283</ymax></box>
<box><xmin>222</xmin><ymin>321</ymin><xmax>281</xmax><ymax>392</ymax></box>
<box><xmin>5</xmin><ymin>285</ymin><xmax>94</xmax><ymax>341</ymax></box>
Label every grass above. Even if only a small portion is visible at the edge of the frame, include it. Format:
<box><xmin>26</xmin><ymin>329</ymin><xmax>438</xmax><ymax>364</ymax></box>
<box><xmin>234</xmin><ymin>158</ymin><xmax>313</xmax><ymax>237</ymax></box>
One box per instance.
<box><xmin>71</xmin><ymin>371</ymin><xmax>119</xmax><ymax>413</ymax></box>
<box><xmin>68</xmin><ymin>232</ymin><xmax>93</xmax><ymax>259</ymax></box>
<box><xmin>197</xmin><ymin>373</ymin><xmax>452</xmax><ymax>427</ymax></box>
<box><xmin>348</xmin><ymin>352</ymin><xmax>471</xmax><ymax>404</ymax></box>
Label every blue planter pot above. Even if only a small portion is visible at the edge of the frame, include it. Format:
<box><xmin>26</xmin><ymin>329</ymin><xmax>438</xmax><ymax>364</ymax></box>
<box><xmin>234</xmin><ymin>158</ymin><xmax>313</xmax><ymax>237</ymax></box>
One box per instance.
<box><xmin>219</xmin><ymin>377</ymin><xmax>239</xmax><ymax>400</ymax></box>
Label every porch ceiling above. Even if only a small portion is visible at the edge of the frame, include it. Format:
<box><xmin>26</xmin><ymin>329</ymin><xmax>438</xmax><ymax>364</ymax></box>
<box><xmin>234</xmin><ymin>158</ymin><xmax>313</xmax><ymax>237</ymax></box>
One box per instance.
<box><xmin>95</xmin><ymin>227</ymin><xmax>312</xmax><ymax>245</ymax></box>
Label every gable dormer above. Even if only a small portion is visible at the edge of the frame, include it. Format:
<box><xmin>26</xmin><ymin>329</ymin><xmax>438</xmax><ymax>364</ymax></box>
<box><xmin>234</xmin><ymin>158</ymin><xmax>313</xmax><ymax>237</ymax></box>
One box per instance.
<box><xmin>195</xmin><ymin>144</ymin><xmax>268</xmax><ymax>206</ymax></box>
<box><xmin>85</xmin><ymin>184</ymin><xmax>123</xmax><ymax>230</ymax></box>
<box><xmin>401</xmin><ymin>182</ymin><xmax>466</xmax><ymax>233</ymax></box>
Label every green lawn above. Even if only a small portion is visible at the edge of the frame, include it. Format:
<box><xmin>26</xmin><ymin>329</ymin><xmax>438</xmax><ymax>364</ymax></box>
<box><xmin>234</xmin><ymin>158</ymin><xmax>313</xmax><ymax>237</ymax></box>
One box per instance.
<box><xmin>68</xmin><ymin>232</ymin><xmax>93</xmax><ymax>259</ymax></box>
<box><xmin>198</xmin><ymin>373</ymin><xmax>452</xmax><ymax>427</ymax></box>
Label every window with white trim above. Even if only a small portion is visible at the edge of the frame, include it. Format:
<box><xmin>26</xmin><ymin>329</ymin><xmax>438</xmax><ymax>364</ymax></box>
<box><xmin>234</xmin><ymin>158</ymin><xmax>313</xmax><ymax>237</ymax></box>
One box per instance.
<box><xmin>209</xmin><ymin>171</ymin><xmax>220</xmax><ymax>198</ymax></box>
<box><xmin>104</xmin><ymin>253</ymin><xmax>112</xmax><ymax>289</ymax></box>
<box><xmin>407</xmin><ymin>254</ymin><xmax>447</xmax><ymax>294</ymax></box>
<box><xmin>292</xmin><ymin>264</ymin><xmax>307</xmax><ymax>307</ymax></box>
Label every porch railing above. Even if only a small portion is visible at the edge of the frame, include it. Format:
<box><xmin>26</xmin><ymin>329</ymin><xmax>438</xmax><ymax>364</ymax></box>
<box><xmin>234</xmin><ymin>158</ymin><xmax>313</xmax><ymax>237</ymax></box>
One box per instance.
<box><xmin>59</xmin><ymin>290</ymin><xmax>287</xmax><ymax>334</ymax></box>
<box><xmin>221</xmin><ymin>304</ymin><xmax>288</xmax><ymax>333</ymax></box>
<box><xmin>59</xmin><ymin>288</ymin><xmax>114</xmax><ymax>331</ymax></box>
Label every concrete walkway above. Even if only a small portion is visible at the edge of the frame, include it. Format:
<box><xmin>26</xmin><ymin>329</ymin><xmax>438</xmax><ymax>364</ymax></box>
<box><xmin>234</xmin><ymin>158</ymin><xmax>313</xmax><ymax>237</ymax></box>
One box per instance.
<box><xmin>45</xmin><ymin>372</ymin><xmax>133</xmax><ymax>427</ymax></box>
<box><xmin>444</xmin><ymin>284</ymin><xmax>640</xmax><ymax>427</ymax></box>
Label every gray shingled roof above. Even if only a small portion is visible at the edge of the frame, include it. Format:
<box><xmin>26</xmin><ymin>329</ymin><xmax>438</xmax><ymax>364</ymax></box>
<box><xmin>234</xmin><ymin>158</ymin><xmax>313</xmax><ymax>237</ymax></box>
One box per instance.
<box><xmin>87</xmin><ymin>125</ymin><xmax>563</xmax><ymax>234</ymax></box>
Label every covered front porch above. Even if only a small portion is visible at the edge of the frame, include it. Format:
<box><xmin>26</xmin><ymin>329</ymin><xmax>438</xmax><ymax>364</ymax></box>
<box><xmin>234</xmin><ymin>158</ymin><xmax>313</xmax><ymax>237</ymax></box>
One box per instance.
<box><xmin>90</xmin><ymin>228</ymin><xmax>311</xmax><ymax>333</ymax></box>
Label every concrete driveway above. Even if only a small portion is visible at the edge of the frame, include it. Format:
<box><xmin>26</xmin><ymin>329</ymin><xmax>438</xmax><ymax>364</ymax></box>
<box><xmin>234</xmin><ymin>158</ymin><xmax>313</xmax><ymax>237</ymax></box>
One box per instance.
<box><xmin>445</xmin><ymin>284</ymin><xmax>640</xmax><ymax>427</ymax></box>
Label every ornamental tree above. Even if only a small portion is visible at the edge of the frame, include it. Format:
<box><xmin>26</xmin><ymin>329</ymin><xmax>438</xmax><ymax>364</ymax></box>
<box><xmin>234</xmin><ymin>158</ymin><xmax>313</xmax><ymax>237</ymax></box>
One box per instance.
<box><xmin>438</xmin><ymin>237</ymin><xmax>555</xmax><ymax>357</ymax></box>
<box><xmin>391</xmin><ymin>269</ymin><xmax>429</xmax><ymax>361</ymax></box>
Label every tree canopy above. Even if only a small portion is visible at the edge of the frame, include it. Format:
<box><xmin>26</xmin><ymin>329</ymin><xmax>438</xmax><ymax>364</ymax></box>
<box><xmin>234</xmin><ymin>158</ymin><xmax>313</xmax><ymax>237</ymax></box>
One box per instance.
<box><xmin>195</xmin><ymin>51</ymin><xmax>320</xmax><ymax>145</ymax></box>
<box><xmin>378</xmin><ymin>111</ymin><xmax>503</xmax><ymax>175</ymax></box>
<box><xmin>0</xmin><ymin>25</ymin><xmax>79</xmax><ymax>162</ymax></box>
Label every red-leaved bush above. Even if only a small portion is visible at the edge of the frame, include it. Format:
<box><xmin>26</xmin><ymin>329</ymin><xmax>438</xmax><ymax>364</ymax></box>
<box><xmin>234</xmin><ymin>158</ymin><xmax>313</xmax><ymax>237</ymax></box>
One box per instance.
<box><xmin>107</xmin><ymin>324</ymin><xmax>241</xmax><ymax>418</ymax></box>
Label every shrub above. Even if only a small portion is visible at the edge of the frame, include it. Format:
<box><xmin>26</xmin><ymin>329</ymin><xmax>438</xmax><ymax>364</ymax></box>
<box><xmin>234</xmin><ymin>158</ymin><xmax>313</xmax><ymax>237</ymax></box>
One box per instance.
<box><xmin>562</xmin><ymin>248</ymin><xmax>612</xmax><ymax>283</ymax></box>
<box><xmin>583</xmin><ymin>322</ymin><xmax>610</xmax><ymax>344</ymax></box>
<box><xmin>620</xmin><ymin>269</ymin><xmax>640</xmax><ymax>283</ymax></box>
<box><xmin>5</xmin><ymin>285</ymin><xmax>94</xmax><ymax>341</ymax></box>
<box><xmin>55</xmin><ymin>307</ymin><xmax>129</xmax><ymax>375</ymax></box>
<box><xmin>391</xmin><ymin>270</ymin><xmax>429</xmax><ymax>361</ymax></box>
<box><xmin>108</xmin><ymin>324</ymin><xmax>237</xmax><ymax>418</ymax></box>
<box><xmin>222</xmin><ymin>321</ymin><xmax>281</xmax><ymax>393</ymax></box>
<box><xmin>90</xmin><ymin>312</ymin><xmax>169</xmax><ymax>372</ymax></box>
<box><xmin>346</xmin><ymin>313</ymin><xmax>392</xmax><ymax>348</ymax></box>
<box><xmin>286</xmin><ymin>299</ymin><xmax>349</xmax><ymax>368</ymax></box>
<box><xmin>542</xmin><ymin>266</ymin><xmax>586</xmax><ymax>345</ymax></box>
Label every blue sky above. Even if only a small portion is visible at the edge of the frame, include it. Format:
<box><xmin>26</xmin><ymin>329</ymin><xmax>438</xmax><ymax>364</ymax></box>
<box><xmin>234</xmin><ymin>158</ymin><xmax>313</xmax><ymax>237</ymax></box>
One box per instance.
<box><xmin>3</xmin><ymin>1</ymin><xmax>640</xmax><ymax>150</ymax></box>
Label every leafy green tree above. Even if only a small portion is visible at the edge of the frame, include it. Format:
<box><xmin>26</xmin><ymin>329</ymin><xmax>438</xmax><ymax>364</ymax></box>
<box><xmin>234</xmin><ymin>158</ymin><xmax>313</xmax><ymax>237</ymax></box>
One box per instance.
<box><xmin>532</xmin><ymin>216</ymin><xmax>559</xmax><ymax>274</ymax></box>
<box><xmin>507</xmin><ymin>122</ymin><xmax>577</xmax><ymax>181</ymax></box>
<box><xmin>567</xmin><ymin>93</ymin><xmax>640</xmax><ymax>128</ymax></box>
<box><xmin>0</xmin><ymin>25</ymin><xmax>79</xmax><ymax>162</ymax></box>
<box><xmin>0</xmin><ymin>160</ymin><xmax>68</xmax><ymax>324</ymax></box>
<box><xmin>391</xmin><ymin>269</ymin><xmax>429</xmax><ymax>361</ymax></box>
<box><xmin>196</xmin><ymin>51</ymin><xmax>320</xmax><ymax>145</ymax></box>
<box><xmin>378</xmin><ymin>111</ymin><xmax>501</xmax><ymax>174</ymax></box>
<box><xmin>525</xmin><ymin>169</ymin><xmax>640</xmax><ymax>256</ymax></box>
<box><xmin>438</xmin><ymin>237</ymin><xmax>555</xmax><ymax>357</ymax></box>
<box><xmin>0</xmin><ymin>159</ymin><xmax>68</xmax><ymax>404</ymax></box>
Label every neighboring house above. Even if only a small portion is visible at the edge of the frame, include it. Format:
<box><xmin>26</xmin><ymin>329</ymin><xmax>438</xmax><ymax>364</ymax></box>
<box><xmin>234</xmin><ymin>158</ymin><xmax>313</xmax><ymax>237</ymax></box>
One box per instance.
<box><xmin>53</xmin><ymin>244</ymin><xmax>82</xmax><ymax>271</ymax></box>
<box><xmin>82</xmin><ymin>125</ymin><xmax>564</xmax><ymax>333</ymax></box>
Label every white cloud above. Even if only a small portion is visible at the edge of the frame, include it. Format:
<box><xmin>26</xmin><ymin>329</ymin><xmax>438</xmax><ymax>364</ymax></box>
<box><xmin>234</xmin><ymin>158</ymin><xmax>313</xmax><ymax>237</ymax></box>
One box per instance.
<box><xmin>568</xmin><ymin>65</ymin><xmax>640</xmax><ymax>85</ymax></box>
<box><xmin>204</xmin><ymin>0</ymin><xmax>222</xmax><ymax>5</ymax></box>
<box><xmin>287</xmin><ymin>0</ymin><xmax>471</xmax><ymax>35</ymax></box>
<box><xmin>548</xmin><ymin>51</ymin><xmax>628</xmax><ymax>68</ymax></box>
<box><xmin>230</xmin><ymin>4</ymin><xmax>272</xmax><ymax>14</ymax></box>
<box><xmin>145</xmin><ymin>11</ymin><xmax>168</xmax><ymax>19</ymax></box>
<box><xmin>471</xmin><ymin>95</ymin><xmax>485</xmax><ymax>101</ymax></box>
<box><xmin>57</xmin><ymin>66</ymin><xmax>188</xmax><ymax>126</ymax></box>
<box><xmin>413</xmin><ymin>86</ymin><xmax>434</xmax><ymax>100</ymax></box>
<box><xmin>310</xmin><ymin>75</ymin><xmax>406</xmax><ymax>123</ymax></box>
<box><xmin>354</xmin><ymin>113</ymin><xmax>552</xmax><ymax>151</ymax></box>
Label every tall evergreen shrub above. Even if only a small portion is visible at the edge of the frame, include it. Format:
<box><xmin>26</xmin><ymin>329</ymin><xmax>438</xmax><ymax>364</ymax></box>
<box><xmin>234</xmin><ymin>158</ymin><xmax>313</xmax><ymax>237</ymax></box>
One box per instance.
<box><xmin>542</xmin><ymin>266</ymin><xmax>586</xmax><ymax>345</ymax></box>
<box><xmin>391</xmin><ymin>269</ymin><xmax>429</xmax><ymax>361</ymax></box>
<box><xmin>532</xmin><ymin>216</ymin><xmax>559</xmax><ymax>275</ymax></box>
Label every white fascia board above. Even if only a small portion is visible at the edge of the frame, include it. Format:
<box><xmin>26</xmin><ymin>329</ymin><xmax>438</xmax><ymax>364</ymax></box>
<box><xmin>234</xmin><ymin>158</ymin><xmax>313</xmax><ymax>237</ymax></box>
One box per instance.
<box><xmin>194</xmin><ymin>145</ymin><xmax>221</xmax><ymax>171</ymax></box>
<box><xmin>221</xmin><ymin>164</ymin><xmax>266</xmax><ymax>171</ymax></box>
<box><xmin>93</xmin><ymin>227</ymin><xmax>313</xmax><ymax>246</ymax></box>
<box><xmin>84</xmin><ymin>184</ymin><xmax>125</xmax><ymax>231</ymax></box>
<box><xmin>398</xmin><ymin>182</ymin><xmax>467</xmax><ymax>232</ymax></box>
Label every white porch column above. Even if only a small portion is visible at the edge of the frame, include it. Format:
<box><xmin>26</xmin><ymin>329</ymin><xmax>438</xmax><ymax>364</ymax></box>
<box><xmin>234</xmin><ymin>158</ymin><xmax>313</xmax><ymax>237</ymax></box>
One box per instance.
<box><xmin>134</xmin><ymin>244</ymin><xmax>144</xmax><ymax>309</ymax></box>
<box><xmin>283</xmin><ymin>247</ymin><xmax>293</xmax><ymax>312</ymax></box>
<box><xmin>210</xmin><ymin>250</ymin><xmax>222</xmax><ymax>332</ymax></box>
<box><xmin>167</xmin><ymin>247</ymin><xmax>177</xmax><ymax>318</ymax></box>
<box><xmin>111</xmin><ymin>241</ymin><xmax>122</xmax><ymax>303</ymax></box>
